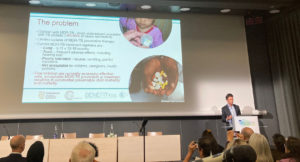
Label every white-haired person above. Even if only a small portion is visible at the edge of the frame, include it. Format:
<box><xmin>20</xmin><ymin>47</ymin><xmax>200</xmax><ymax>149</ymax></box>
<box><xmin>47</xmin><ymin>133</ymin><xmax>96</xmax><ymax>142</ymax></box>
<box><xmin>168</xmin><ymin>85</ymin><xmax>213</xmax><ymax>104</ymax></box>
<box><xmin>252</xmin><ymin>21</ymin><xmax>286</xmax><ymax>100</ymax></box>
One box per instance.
<box><xmin>69</xmin><ymin>141</ymin><xmax>97</xmax><ymax>162</ymax></box>
<box><xmin>248</xmin><ymin>133</ymin><xmax>274</xmax><ymax>162</ymax></box>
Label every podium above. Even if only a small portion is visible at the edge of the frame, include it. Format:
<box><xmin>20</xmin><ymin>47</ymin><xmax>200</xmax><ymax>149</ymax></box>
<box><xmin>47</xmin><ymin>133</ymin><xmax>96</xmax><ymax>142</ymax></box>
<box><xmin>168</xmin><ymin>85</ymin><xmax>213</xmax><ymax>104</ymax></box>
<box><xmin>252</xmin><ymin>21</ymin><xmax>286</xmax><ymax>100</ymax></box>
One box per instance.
<box><xmin>232</xmin><ymin>116</ymin><xmax>260</xmax><ymax>133</ymax></box>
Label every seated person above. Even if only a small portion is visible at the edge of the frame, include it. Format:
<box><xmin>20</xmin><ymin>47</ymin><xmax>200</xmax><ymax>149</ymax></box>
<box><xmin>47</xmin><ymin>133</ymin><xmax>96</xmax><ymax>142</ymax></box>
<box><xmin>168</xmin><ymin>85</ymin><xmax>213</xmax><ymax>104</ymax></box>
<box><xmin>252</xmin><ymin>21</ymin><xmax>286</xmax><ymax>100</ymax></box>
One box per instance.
<box><xmin>69</xmin><ymin>141</ymin><xmax>96</xmax><ymax>162</ymax></box>
<box><xmin>27</xmin><ymin>141</ymin><xmax>44</xmax><ymax>162</ymax></box>
<box><xmin>240</xmin><ymin>127</ymin><xmax>254</xmax><ymax>142</ymax></box>
<box><xmin>271</xmin><ymin>133</ymin><xmax>286</xmax><ymax>161</ymax></box>
<box><xmin>223</xmin><ymin>145</ymin><xmax>257</xmax><ymax>162</ymax></box>
<box><xmin>202</xmin><ymin>129</ymin><xmax>224</xmax><ymax>153</ymax></box>
<box><xmin>0</xmin><ymin>135</ymin><xmax>26</xmax><ymax>162</ymax></box>
<box><xmin>184</xmin><ymin>137</ymin><xmax>223</xmax><ymax>162</ymax></box>
<box><xmin>280</xmin><ymin>137</ymin><xmax>300</xmax><ymax>162</ymax></box>
<box><xmin>248</xmin><ymin>133</ymin><xmax>274</xmax><ymax>162</ymax></box>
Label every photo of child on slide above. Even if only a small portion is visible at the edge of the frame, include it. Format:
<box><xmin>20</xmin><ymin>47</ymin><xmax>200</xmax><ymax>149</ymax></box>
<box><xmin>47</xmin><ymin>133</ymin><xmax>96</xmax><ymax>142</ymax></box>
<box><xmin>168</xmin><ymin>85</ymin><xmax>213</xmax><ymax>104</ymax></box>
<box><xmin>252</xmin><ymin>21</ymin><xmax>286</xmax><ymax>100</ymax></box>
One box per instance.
<box><xmin>120</xmin><ymin>17</ymin><xmax>172</xmax><ymax>48</ymax></box>
<box><xmin>129</xmin><ymin>56</ymin><xmax>184</xmax><ymax>102</ymax></box>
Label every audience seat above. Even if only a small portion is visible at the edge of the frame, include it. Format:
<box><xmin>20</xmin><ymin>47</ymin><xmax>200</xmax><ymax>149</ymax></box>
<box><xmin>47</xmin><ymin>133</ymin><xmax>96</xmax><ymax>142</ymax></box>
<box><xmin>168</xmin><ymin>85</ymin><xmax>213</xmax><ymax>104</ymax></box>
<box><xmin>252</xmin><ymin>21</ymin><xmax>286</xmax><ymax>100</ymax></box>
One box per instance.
<box><xmin>89</xmin><ymin>133</ymin><xmax>105</xmax><ymax>138</ymax></box>
<box><xmin>147</xmin><ymin>132</ymin><xmax>163</xmax><ymax>136</ymax></box>
<box><xmin>124</xmin><ymin>132</ymin><xmax>139</xmax><ymax>137</ymax></box>
<box><xmin>1</xmin><ymin>136</ymin><xmax>12</xmax><ymax>141</ymax></box>
<box><xmin>26</xmin><ymin>135</ymin><xmax>44</xmax><ymax>140</ymax></box>
<box><xmin>61</xmin><ymin>132</ymin><xmax>76</xmax><ymax>139</ymax></box>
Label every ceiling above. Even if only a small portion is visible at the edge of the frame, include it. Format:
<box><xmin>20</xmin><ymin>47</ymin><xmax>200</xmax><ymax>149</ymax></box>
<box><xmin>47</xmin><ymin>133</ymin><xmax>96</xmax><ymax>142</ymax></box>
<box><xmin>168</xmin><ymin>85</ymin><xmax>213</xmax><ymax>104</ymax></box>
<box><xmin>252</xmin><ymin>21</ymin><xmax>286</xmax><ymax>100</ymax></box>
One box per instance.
<box><xmin>0</xmin><ymin>0</ymin><xmax>299</xmax><ymax>15</ymax></box>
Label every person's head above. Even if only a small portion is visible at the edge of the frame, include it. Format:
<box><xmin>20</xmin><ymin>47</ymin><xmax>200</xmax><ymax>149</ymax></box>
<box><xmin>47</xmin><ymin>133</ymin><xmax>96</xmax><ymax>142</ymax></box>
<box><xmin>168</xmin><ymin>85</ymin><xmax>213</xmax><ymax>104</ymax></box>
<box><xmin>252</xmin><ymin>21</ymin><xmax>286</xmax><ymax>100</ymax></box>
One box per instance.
<box><xmin>223</xmin><ymin>145</ymin><xmax>257</xmax><ymax>162</ymax></box>
<box><xmin>27</xmin><ymin>141</ymin><xmax>44</xmax><ymax>162</ymax></box>
<box><xmin>197</xmin><ymin>137</ymin><xmax>219</xmax><ymax>158</ymax></box>
<box><xmin>241</xmin><ymin>127</ymin><xmax>254</xmax><ymax>142</ymax></box>
<box><xmin>201</xmin><ymin>129</ymin><xmax>221</xmax><ymax>151</ymax></box>
<box><xmin>201</xmin><ymin>129</ymin><xmax>217</xmax><ymax>142</ymax></box>
<box><xmin>249</xmin><ymin>133</ymin><xmax>273</xmax><ymax>162</ymax></box>
<box><xmin>284</xmin><ymin>136</ymin><xmax>300</xmax><ymax>160</ymax></box>
<box><xmin>70</xmin><ymin>141</ymin><xmax>96</xmax><ymax>162</ymax></box>
<box><xmin>202</xmin><ymin>129</ymin><xmax>213</xmax><ymax>138</ymax></box>
<box><xmin>226</xmin><ymin>93</ymin><xmax>234</xmax><ymax>105</ymax></box>
<box><xmin>135</xmin><ymin>18</ymin><xmax>155</xmax><ymax>30</ymax></box>
<box><xmin>272</xmin><ymin>133</ymin><xmax>286</xmax><ymax>153</ymax></box>
<box><xmin>10</xmin><ymin>135</ymin><xmax>25</xmax><ymax>153</ymax></box>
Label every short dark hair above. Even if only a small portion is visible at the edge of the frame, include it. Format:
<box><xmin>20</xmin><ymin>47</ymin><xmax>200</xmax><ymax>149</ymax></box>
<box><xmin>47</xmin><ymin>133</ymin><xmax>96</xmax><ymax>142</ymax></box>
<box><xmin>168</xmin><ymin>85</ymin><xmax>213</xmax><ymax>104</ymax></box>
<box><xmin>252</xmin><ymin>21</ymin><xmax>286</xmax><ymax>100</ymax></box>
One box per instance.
<box><xmin>223</xmin><ymin>145</ymin><xmax>257</xmax><ymax>162</ymax></box>
<box><xmin>272</xmin><ymin>133</ymin><xmax>285</xmax><ymax>153</ymax></box>
<box><xmin>226</xmin><ymin>93</ymin><xmax>233</xmax><ymax>100</ymax></box>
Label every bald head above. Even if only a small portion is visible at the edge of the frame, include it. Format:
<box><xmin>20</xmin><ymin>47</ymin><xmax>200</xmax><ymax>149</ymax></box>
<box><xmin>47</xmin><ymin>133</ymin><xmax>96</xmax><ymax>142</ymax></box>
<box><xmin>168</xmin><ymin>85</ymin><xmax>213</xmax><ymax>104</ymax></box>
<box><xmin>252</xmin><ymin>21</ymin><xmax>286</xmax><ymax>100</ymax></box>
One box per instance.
<box><xmin>241</xmin><ymin>127</ymin><xmax>254</xmax><ymax>141</ymax></box>
<box><xmin>10</xmin><ymin>135</ymin><xmax>25</xmax><ymax>153</ymax></box>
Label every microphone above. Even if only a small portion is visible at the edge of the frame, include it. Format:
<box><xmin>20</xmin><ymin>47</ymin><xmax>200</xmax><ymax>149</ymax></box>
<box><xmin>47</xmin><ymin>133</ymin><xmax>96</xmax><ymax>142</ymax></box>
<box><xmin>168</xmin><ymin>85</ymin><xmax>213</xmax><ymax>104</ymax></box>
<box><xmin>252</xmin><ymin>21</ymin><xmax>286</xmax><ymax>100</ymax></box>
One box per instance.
<box><xmin>139</xmin><ymin>120</ymin><xmax>148</xmax><ymax>133</ymax></box>
<box><xmin>61</xmin><ymin>120</ymin><xmax>65</xmax><ymax>139</ymax></box>
<box><xmin>3</xmin><ymin>125</ymin><xmax>11</xmax><ymax>140</ymax></box>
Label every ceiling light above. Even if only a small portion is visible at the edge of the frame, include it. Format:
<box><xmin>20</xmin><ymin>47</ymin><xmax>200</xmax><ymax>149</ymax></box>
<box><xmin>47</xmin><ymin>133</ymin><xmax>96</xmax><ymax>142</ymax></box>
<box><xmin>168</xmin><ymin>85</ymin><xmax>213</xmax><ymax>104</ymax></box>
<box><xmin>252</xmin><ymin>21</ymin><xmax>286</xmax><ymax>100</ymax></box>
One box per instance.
<box><xmin>29</xmin><ymin>0</ymin><xmax>40</xmax><ymax>5</ymax></box>
<box><xmin>140</xmin><ymin>5</ymin><xmax>152</xmax><ymax>10</ymax></box>
<box><xmin>180</xmin><ymin>8</ymin><xmax>190</xmax><ymax>12</ymax></box>
<box><xmin>220</xmin><ymin>9</ymin><xmax>231</xmax><ymax>13</ymax></box>
<box><xmin>86</xmin><ymin>3</ymin><xmax>96</xmax><ymax>7</ymax></box>
<box><xmin>269</xmin><ymin>9</ymin><xmax>280</xmax><ymax>14</ymax></box>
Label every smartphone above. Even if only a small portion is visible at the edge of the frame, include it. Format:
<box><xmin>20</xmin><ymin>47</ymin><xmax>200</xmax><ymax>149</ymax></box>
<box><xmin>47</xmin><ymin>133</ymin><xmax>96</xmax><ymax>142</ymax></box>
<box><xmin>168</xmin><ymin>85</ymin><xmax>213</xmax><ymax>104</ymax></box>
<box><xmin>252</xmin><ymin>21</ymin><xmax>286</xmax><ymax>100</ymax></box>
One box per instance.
<box><xmin>234</xmin><ymin>131</ymin><xmax>240</xmax><ymax>139</ymax></box>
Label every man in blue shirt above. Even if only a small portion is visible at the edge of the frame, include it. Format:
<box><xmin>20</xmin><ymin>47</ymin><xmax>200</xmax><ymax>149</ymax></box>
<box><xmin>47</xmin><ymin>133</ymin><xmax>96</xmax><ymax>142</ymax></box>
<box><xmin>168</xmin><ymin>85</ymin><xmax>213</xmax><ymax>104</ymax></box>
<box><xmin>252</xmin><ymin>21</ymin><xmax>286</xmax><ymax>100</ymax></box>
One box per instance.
<box><xmin>221</xmin><ymin>93</ymin><xmax>241</xmax><ymax>130</ymax></box>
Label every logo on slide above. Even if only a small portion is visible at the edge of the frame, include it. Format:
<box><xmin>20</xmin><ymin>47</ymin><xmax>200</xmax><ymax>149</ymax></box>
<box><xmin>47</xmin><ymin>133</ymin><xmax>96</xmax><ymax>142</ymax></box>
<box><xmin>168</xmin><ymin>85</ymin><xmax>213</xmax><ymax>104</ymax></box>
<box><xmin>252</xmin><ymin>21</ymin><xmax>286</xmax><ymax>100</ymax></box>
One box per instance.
<box><xmin>64</xmin><ymin>91</ymin><xmax>74</xmax><ymax>100</ymax></box>
<box><xmin>238</xmin><ymin>120</ymin><xmax>255</xmax><ymax>126</ymax></box>
<box><xmin>38</xmin><ymin>91</ymin><xmax>45</xmax><ymax>99</ymax></box>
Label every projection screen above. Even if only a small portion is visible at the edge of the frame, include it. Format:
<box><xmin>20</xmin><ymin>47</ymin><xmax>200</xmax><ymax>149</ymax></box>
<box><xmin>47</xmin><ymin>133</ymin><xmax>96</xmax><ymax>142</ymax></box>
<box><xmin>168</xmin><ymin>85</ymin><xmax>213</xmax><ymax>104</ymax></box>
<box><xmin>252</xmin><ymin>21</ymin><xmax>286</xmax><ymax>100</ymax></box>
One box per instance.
<box><xmin>0</xmin><ymin>5</ymin><xmax>255</xmax><ymax>119</ymax></box>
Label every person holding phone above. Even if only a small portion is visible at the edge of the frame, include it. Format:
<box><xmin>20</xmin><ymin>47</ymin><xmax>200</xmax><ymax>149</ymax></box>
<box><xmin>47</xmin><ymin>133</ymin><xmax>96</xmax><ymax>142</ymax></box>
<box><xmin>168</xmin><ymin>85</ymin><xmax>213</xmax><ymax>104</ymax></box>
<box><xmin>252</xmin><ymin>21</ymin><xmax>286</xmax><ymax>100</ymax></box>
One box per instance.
<box><xmin>221</xmin><ymin>93</ymin><xmax>241</xmax><ymax>130</ymax></box>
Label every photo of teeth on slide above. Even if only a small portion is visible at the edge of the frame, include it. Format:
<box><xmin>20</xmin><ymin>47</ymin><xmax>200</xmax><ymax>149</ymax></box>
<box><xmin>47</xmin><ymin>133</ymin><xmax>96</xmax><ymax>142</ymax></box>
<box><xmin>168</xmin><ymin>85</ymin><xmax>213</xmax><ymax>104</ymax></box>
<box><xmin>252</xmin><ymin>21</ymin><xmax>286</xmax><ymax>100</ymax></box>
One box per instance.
<box><xmin>120</xmin><ymin>17</ymin><xmax>172</xmax><ymax>48</ymax></box>
<box><xmin>129</xmin><ymin>55</ymin><xmax>184</xmax><ymax>102</ymax></box>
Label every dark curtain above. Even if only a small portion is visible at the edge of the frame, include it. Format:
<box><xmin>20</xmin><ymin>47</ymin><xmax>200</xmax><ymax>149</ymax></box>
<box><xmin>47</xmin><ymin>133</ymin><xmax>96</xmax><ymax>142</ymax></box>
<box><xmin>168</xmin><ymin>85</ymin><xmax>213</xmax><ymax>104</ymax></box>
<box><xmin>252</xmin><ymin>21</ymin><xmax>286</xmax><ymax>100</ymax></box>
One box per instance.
<box><xmin>266</xmin><ymin>8</ymin><xmax>300</xmax><ymax>137</ymax></box>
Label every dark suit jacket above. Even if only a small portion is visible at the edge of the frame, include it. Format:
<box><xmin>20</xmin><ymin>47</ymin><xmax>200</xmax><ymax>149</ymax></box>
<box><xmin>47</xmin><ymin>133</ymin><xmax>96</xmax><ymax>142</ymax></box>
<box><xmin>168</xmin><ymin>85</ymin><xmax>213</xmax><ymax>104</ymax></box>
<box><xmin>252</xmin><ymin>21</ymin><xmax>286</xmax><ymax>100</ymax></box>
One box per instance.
<box><xmin>0</xmin><ymin>153</ymin><xmax>26</xmax><ymax>162</ymax></box>
<box><xmin>221</xmin><ymin>104</ymin><xmax>241</xmax><ymax>126</ymax></box>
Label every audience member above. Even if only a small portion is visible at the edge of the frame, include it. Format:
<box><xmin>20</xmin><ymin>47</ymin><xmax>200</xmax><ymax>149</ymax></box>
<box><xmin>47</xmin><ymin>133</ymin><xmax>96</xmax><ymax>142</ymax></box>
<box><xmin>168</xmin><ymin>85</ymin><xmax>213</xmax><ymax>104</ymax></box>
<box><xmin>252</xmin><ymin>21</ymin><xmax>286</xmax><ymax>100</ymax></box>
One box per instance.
<box><xmin>69</xmin><ymin>141</ymin><xmax>96</xmax><ymax>162</ymax></box>
<box><xmin>202</xmin><ymin>129</ymin><xmax>224</xmax><ymax>152</ymax></box>
<box><xmin>271</xmin><ymin>133</ymin><xmax>286</xmax><ymax>161</ymax></box>
<box><xmin>27</xmin><ymin>141</ymin><xmax>44</xmax><ymax>162</ymax></box>
<box><xmin>249</xmin><ymin>133</ymin><xmax>274</xmax><ymax>162</ymax></box>
<box><xmin>225</xmin><ymin>138</ymin><xmax>247</xmax><ymax>150</ymax></box>
<box><xmin>239</xmin><ymin>127</ymin><xmax>254</xmax><ymax>142</ymax></box>
<box><xmin>0</xmin><ymin>135</ymin><xmax>26</xmax><ymax>162</ymax></box>
<box><xmin>280</xmin><ymin>137</ymin><xmax>300</xmax><ymax>162</ymax></box>
<box><xmin>184</xmin><ymin>136</ymin><xmax>223</xmax><ymax>162</ymax></box>
<box><xmin>223</xmin><ymin>145</ymin><xmax>257</xmax><ymax>162</ymax></box>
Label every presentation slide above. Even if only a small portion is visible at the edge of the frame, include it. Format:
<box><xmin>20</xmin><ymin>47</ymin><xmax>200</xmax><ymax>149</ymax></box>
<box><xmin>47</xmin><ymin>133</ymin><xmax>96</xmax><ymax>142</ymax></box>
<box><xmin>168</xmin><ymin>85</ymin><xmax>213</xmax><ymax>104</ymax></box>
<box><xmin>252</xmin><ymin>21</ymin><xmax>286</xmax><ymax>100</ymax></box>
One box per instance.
<box><xmin>22</xmin><ymin>13</ymin><xmax>184</xmax><ymax>103</ymax></box>
<box><xmin>0</xmin><ymin>5</ymin><xmax>255</xmax><ymax>118</ymax></box>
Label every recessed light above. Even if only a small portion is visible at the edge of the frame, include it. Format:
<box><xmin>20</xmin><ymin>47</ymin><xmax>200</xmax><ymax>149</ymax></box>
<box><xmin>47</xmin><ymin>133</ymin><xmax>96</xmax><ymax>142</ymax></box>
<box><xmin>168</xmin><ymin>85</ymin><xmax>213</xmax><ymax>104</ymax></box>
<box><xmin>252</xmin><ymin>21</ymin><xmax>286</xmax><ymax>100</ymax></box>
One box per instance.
<box><xmin>140</xmin><ymin>5</ymin><xmax>152</xmax><ymax>10</ymax></box>
<box><xmin>269</xmin><ymin>9</ymin><xmax>280</xmax><ymax>14</ymax></box>
<box><xmin>220</xmin><ymin>9</ymin><xmax>231</xmax><ymax>13</ymax></box>
<box><xmin>180</xmin><ymin>8</ymin><xmax>191</xmax><ymax>12</ymax></box>
<box><xmin>29</xmin><ymin>0</ymin><xmax>40</xmax><ymax>5</ymax></box>
<box><xmin>86</xmin><ymin>3</ymin><xmax>96</xmax><ymax>7</ymax></box>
